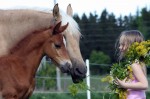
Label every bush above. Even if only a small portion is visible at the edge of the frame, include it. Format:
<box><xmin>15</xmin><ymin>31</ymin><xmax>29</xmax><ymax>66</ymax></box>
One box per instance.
<box><xmin>36</xmin><ymin>62</ymin><xmax>56</xmax><ymax>90</ymax></box>
<box><xmin>90</xmin><ymin>50</ymin><xmax>111</xmax><ymax>64</ymax></box>
<box><xmin>89</xmin><ymin>50</ymin><xmax>111</xmax><ymax>75</ymax></box>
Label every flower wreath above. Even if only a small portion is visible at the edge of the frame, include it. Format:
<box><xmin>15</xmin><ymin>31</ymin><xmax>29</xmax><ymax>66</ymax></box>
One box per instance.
<box><xmin>102</xmin><ymin>40</ymin><xmax>150</xmax><ymax>99</ymax></box>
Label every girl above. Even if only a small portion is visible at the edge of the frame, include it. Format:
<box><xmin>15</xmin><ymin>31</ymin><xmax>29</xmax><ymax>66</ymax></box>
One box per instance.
<box><xmin>115</xmin><ymin>30</ymin><xmax>148</xmax><ymax>99</ymax></box>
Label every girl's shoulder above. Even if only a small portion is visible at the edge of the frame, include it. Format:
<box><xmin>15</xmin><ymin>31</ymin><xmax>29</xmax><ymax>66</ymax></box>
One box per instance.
<box><xmin>131</xmin><ymin>62</ymin><xmax>146</xmax><ymax>75</ymax></box>
<box><xmin>131</xmin><ymin>61</ymin><xmax>145</xmax><ymax>67</ymax></box>
<box><xmin>131</xmin><ymin>62</ymin><xmax>142</xmax><ymax>70</ymax></box>
<box><xmin>131</xmin><ymin>62</ymin><xmax>140</xmax><ymax>66</ymax></box>
<box><xmin>130</xmin><ymin>59</ymin><xmax>145</xmax><ymax>67</ymax></box>
<box><xmin>131</xmin><ymin>62</ymin><xmax>140</xmax><ymax>67</ymax></box>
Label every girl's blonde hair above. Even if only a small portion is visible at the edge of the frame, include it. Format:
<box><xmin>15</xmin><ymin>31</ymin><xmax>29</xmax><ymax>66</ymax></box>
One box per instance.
<box><xmin>116</xmin><ymin>30</ymin><xmax>145</xmax><ymax>61</ymax></box>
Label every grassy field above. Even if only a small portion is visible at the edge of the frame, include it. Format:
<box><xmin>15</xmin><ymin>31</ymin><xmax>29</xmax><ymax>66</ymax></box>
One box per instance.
<box><xmin>30</xmin><ymin>92</ymin><xmax>150</xmax><ymax>99</ymax></box>
<box><xmin>31</xmin><ymin>75</ymin><xmax>150</xmax><ymax>99</ymax></box>
<box><xmin>30</xmin><ymin>92</ymin><xmax>118</xmax><ymax>99</ymax></box>
<box><xmin>35</xmin><ymin>75</ymin><xmax>150</xmax><ymax>92</ymax></box>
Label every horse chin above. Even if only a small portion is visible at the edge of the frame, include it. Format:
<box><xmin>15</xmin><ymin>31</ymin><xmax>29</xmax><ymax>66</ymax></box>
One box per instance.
<box><xmin>73</xmin><ymin>79</ymin><xmax>83</xmax><ymax>84</ymax></box>
<box><xmin>71</xmin><ymin>74</ymin><xmax>83</xmax><ymax>83</ymax></box>
<box><xmin>69</xmin><ymin>69</ymin><xmax>84</xmax><ymax>83</ymax></box>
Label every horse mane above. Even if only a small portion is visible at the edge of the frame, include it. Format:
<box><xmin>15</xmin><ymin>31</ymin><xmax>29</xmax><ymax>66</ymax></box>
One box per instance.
<box><xmin>60</xmin><ymin>10</ymin><xmax>81</xmax><ymax>40</ymax></box>
<box><xmin>0</xmin><ymin>9</ymin><xmax>51</xmax><ymax>21</ymax></box>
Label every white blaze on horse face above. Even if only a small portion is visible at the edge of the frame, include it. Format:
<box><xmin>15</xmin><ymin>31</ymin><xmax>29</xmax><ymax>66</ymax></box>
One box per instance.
<box><xmin>63</xmin><ymin>36</ymin><xmax>66</xmax><ymax>47</ymax></box>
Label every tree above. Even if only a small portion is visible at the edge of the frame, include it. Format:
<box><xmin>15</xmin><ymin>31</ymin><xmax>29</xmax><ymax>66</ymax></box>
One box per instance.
<box><xmin>74</xmin><ymin>6</ymin><xmax>150</xmax><ymax>63</ymax></box>
<box><xmin>140</xmin><ymin>7</ymin><xmax>150</xmax><ymax>39</ymax></box>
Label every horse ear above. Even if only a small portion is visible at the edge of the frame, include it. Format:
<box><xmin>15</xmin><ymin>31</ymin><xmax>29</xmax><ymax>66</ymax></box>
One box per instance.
<box><xmin>58</xmin><ymin>22</ymin><xmax>69</xmax><ymax>33</ymax></box>
<box><xmin>53</xmin><ymin>3</ymin><xmax>60</xmax><ymax>20</ymax></box>
<box><xmin>52</xmin><ymin>21</ymin><xmax>62</xmax><ymax>35</ymax></box>
<box><xmin>53</xmin><ymin>22</ymin><xmax>69</xmax><ymax>35</ymax></box>
<box><xmin>67</xmin><ymin>4</ymin><xmax>73</xmax><ymax>16</ymax></box>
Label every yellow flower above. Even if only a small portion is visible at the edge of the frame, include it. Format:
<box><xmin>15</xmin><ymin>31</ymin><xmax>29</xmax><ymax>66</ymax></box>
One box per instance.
<box><xmin>135</xmin><ymin>45</ymin><xmax>147</xmax><ymax>56</ymax></box>
<box><xmin>148</xmin><ymin>47</ymin><xmax>150</xmax><ymax>50</ymax></box>
<box><xmin>127</xmin><ymin>65</ymin><xmax>132</xmax><ymax>72</ymax></box>
<box><xmin>141</xmin><ymin>41</ymin><xmax>146</xmax><ymax>45</ymax></box>
<box><xmin>129</xmin><ymin>73</ymin><xmax>134</xmax><ymax>80</ymax></box>
<box><xmin>115</xmin><ymin>88</ymin><xmax>119</xmax><ymax>93</ymax></box>
<box><xmin>134</xmin><ymin>42</ymin><xmax>139</xmax><ymax>46</ymax></box>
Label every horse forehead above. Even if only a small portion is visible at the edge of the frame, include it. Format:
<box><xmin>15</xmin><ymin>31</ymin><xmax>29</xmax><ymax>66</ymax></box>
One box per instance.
<box><xmin>53</xmin><ymin>35</ymin><xmax>64</xmax><ymax>43</ymax></box>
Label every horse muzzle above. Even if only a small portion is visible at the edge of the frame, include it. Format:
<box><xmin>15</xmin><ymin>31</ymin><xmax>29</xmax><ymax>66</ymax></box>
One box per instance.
<box><xmin>70</xmin><ymin>65</ymin><xmax>87</xmax><ymax>83</ymax></box>
<box><xmin>59</xmin><ymin>61</ymin><xmax>72</xmax><ymax>73</ymax></box>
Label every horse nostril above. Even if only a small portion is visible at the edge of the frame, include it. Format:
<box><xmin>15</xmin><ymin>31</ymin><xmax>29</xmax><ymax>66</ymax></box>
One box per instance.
<box><xmin>60</xmin><ymin>66</ymin><xmax>66</xmax><ymax>73</ymax></box>
<box><xmin>66</xmin><ymin>62</ymin><xmax>72</xmax><ymax>69</ymax></box>
<box><xmin>75</xmin><ymin>68</ymin><xmax>82</xmax><ymax>75</ymax></box>
<box><xmin>60</xmin><ymin>62</ymin><xmax>71</xmax><ymax>73</ymax></box>
<box><xmin>73</xmin><ymin>66</ymin><xmax>87</xmax><ymax>78</ymax></box>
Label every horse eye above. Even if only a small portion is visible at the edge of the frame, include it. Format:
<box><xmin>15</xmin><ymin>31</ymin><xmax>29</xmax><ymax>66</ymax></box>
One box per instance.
<box><xmin>55</xmin><ymin>44</ymin><xmax>61</xmax><ymax>49</ymax></box>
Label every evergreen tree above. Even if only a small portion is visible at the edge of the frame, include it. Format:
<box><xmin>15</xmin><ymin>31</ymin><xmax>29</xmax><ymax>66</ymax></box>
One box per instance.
<box><xmin>73</xmin><ymin>6</ymin><xmax>150</xmax><ymax>63</ymax></box>
<box><xmin>140</xmin><ymin>7</ymin><xmax>150</xmax><ymax>39</ymax></box>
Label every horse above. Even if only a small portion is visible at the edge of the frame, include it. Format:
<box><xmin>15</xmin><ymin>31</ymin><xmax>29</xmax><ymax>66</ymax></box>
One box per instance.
<box><xmin>0</xmin><ymin>4</ymin><xmax>86</xmax><ymax>83</ymax></box>
<box><xmin>0</xmin><ymin>22</ymin><xmax>71</xmax><ymax>99</ymax></box>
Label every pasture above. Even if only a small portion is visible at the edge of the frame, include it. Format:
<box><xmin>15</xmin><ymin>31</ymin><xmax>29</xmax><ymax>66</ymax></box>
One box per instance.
<box><xmin>30</xmin><ymin>61</ymin><xmax>150</xmax><ymax>99</ymax></box>
<box><xmin>30</xmin><ymin>75</ymin><xmax>150</xmax><ymax>99</ymax></box>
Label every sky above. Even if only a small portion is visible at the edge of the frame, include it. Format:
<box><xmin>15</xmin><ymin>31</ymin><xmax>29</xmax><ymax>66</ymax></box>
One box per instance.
<box><xmin>0</xmin><ymin>0</ymin><xmax>150</xmax><ymax>17</ymax></box>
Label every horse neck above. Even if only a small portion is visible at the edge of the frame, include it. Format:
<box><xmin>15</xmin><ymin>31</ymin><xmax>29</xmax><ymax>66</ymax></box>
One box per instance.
<box><xmin>11</xmin><ymin>30</ymin><xmax>50</xmax><ymax>76</ymax></box>
<box><xmin>0</xmin><ymin>10</ymin><xmax>53</xmax><ymax>53</ymax></box>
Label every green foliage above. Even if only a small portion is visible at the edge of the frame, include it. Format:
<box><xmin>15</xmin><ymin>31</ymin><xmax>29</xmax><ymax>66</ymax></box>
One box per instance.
<box><xmin>36</xmin><ymin>62</ymin><xmax>56</xmax><ymax>90</ymax></box>
<box><xmin>90</xmin><ymin>50</ymin><xmax>111</xmax><ymax>64</ymax></box>
<box><xmin>140</xmin><ymin>7</ymin><xmax>150</xmax><ymax>40</ymax></box>
<box><xmin>37</xmin><ymin>63</ymin><xmax>56</xmax><ymax>77</ymax></box>
<box><xmin>30</xmin><ymin>92</ymin><xmax>150</xmax><ymax>99</ymax></box>
<box><xmin>68</xmin><ymin>82</ymin><xmax>88</xmax><ymax>96</ymax></box>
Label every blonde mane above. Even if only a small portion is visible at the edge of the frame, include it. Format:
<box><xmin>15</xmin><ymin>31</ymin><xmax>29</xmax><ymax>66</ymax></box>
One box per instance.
<box><xmin>60</xmin><ymin>11</ymin><xmax>81</xmax><ymax>40</ymax></box>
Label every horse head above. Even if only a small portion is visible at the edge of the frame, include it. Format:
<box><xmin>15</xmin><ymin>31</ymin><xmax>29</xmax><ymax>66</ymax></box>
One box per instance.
<box><xmin>53</xmin><ymin>4</ymin><xmax>87</xmax><ymax>83</ymax></box>
<box><xmin>43</xmin><ymin>21</ymin><xmax>72</xmax><ymax>73</ymax></box>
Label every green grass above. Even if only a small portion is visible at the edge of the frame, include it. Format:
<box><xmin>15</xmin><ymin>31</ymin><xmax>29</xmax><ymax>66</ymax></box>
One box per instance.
<box><xmin>30</xmin><ymin>91</ymin><xmax>150</xmax><ymax>99</ymax></box>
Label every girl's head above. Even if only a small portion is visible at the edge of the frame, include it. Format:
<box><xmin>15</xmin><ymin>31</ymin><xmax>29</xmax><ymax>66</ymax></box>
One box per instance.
<box><xmin>116</xmin><ymin>30</ymin><xmax>144</xmax><ymax>60</ymax></box>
